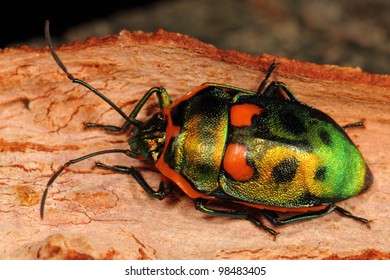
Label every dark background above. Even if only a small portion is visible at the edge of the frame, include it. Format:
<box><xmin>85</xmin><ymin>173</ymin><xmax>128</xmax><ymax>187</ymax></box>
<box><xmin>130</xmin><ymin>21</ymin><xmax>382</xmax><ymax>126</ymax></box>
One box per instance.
<box><xmin>3</xmin><ymin>0</ymin><xmax>389</xmax><ymax>74</ymax></box>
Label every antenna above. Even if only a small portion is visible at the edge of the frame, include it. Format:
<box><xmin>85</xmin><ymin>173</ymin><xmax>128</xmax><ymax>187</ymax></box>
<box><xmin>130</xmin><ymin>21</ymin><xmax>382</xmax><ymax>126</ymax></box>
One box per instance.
<box><xmin>44</xmin><ymin>20</ymin><xmax>140</xmax><ymax>126</ymax></box>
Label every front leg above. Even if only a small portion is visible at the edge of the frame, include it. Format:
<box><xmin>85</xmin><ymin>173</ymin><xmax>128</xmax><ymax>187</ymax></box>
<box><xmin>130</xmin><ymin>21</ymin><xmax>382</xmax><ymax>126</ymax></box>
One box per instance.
<box><xmin>85</xmin><ymin>87</ymin><xmax>172</xmax><ymax>133</ymax></box>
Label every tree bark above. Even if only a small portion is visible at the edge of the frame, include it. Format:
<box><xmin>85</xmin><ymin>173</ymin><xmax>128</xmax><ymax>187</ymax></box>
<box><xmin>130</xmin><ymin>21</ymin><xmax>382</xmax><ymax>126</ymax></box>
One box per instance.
<box><xmin>0</xmin><ymin>30</ymin><xmax>389</xmax><ymax>259</ymax></box>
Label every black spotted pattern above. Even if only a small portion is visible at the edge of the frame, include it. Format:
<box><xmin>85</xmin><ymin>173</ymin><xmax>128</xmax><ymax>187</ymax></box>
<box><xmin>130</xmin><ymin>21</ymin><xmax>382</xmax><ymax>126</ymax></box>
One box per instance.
<box><xmin>271</xmin><ymin>157</ymin><xmax>299</xmax><ymax>183</ymax></box>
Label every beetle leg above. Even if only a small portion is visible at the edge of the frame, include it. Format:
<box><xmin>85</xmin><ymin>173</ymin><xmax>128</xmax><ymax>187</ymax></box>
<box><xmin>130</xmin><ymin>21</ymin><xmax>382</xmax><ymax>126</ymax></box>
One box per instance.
<box><xmin>256</xmin><ymin>62</ymin><xmax>278</xmax><ymax>94</ymax></box>
<box><xmin>122</xmin><ymin>87</ymin><xmax>172</xmax><ymax>131</ymax></box>
<box><xmin>333</xmin><ymin>205</ymin><xmax>370</xmax><ymax>226</ymax></box>
<box><xmin>84</xmin><ymin>122</ymin><xmax>133</xmax><ymax>132</ymax></box>
<box><xmin>255</xmin><ymin>61</ymin><xmax>299</xmax><ymax>101</ymax></box>
<box><xmin>262</xmin><ymin>207</ymin><xmax>336</xmax><ymax>226</ymax></box>
<box><xmin>85</xmin><ymin>87</ymin><xmax>172</xmax><ymax>133</ymax></box>
<box><xmin>342</xmin><ymin>121</ymin><xmax>364</xmax><ymax>130</ymax></box>
<box><xmin>262</xmin><ymin>81</ymin><xmax>300</xmax><ymax>102</ymax></box>
<box><xmin>95</xmin><ymin>162</ymin><xmax>172</xmax><ymax>200</ymax></box>
<box><xmin>195</xmin><ymin>198</ymin><xmax>278</xmax><ymax>237</ymax></box>
<box><xmin>262</xmin><ymin>204</ymin><xmax>369</xmax><ymax>227</ymax></box>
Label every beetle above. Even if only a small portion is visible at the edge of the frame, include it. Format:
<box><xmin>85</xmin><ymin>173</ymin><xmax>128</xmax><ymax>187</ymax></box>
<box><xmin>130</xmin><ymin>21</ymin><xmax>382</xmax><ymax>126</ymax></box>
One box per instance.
<box><xmin>41</xmin><ymin>21</ymin><xmax>372</xmax><ymax>236</ymax></box>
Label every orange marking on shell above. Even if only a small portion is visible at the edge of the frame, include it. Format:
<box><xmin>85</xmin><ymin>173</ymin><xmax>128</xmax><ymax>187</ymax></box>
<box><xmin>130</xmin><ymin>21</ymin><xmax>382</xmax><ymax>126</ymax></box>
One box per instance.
<box><xmin>230</xmin><ymin>104</ymin><xmax>263</xmax><ymax>127</ymax></box>
<box><xmin>223</xmin><ymin>143</ymin><xmax>254</xmax><ymax>181</ymax></box>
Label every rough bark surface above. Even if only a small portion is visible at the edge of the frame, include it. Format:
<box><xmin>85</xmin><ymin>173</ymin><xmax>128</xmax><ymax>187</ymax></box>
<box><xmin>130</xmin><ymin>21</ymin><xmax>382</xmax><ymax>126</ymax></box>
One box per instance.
<box><xmin>0</xmin><ymin>30</ymin><xmax>389</xmax><ymax>259</ymax></box>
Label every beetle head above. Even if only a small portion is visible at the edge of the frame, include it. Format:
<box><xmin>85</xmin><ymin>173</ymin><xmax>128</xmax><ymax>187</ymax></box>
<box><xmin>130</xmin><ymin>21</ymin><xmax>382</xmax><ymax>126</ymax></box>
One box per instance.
<box><xmin>128</xmin><ymin>112</ymin><xmax>167</xmax><ymax>163</ymax></box>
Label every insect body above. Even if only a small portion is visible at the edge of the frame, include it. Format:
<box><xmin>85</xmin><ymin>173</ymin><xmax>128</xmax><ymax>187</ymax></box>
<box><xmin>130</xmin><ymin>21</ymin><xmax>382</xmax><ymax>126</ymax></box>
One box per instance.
<box><xmin>41</xmin><ymin>21</ymin><xmax>372</xmax><ymax>236</ymax></box>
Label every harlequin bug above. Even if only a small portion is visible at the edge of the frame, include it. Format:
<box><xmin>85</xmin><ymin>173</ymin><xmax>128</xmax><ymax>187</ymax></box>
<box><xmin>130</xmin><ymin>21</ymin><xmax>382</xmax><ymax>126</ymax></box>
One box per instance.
<box><xmin>41</xmin><ymin>21</ymin><xmax>372</xmax><ymax>237</ymax></box>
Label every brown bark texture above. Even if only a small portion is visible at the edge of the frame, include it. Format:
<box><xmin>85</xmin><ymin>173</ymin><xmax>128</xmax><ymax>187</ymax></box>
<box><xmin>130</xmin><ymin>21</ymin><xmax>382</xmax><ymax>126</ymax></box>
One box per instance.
<box><xmin>0</xmin><ymin>30</ymin><xmax>389</xmax><ymax>259</ymax></box>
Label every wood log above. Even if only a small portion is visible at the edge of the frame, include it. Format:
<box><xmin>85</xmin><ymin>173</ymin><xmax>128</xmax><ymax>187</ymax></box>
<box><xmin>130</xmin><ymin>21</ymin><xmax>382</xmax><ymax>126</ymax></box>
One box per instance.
<box><xmin>0</xmin><ymin>29</ymin><xmax>389</xmax><ymax>259</ymax></box>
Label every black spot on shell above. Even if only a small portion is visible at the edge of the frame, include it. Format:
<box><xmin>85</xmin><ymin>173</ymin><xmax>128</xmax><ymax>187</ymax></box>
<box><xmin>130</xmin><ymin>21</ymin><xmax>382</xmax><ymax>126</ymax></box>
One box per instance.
<box><xmin>314</xmin><ymin>166</ymin><xmax>327</xmax><ymax>182</ymax></box>
<box><xmin>272</xmin><ymin>157</ymin><xmax>298</xmax><ymax>183</ymax></box>
<box><xmin>319</xmin><ymin>129</ymin><xmax>332</xmax><ymax>146</ymax></box>
<box><xmin>280</xmin><ymin>111</ymin><xmax>306</xmax><ymax>134</ymax></box>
